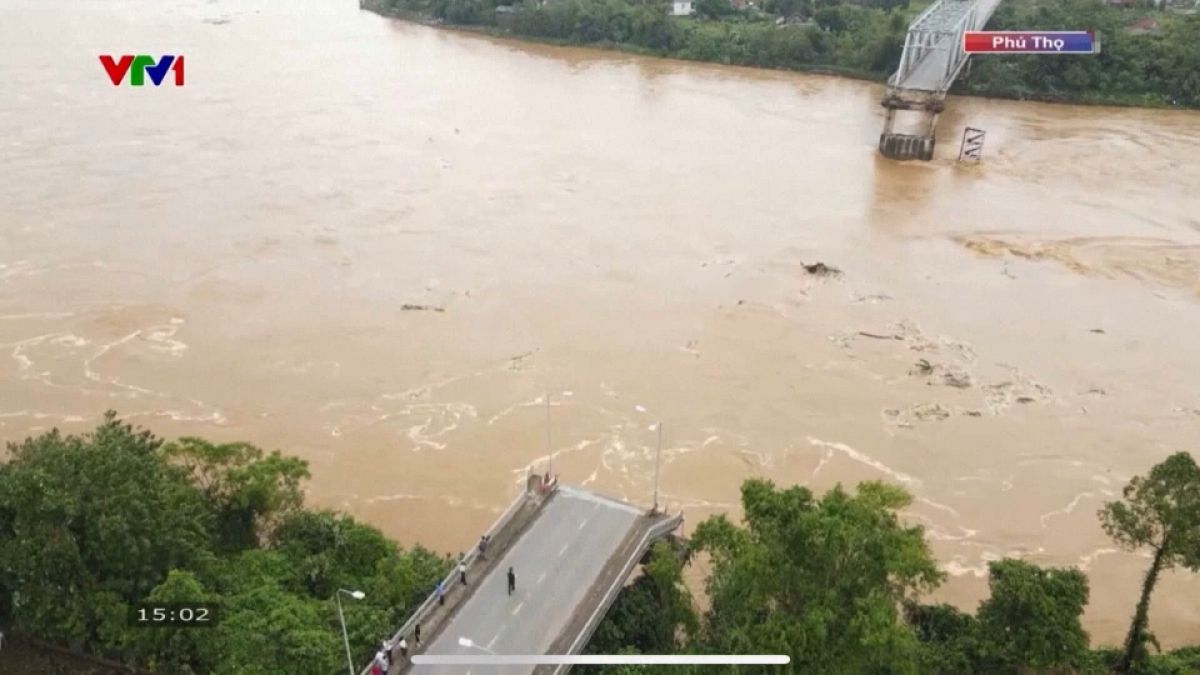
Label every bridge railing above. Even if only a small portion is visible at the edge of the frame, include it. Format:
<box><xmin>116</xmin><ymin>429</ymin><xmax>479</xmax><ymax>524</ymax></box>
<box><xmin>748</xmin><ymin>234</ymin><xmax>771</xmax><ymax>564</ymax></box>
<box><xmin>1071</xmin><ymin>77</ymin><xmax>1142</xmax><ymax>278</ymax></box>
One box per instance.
<box><xmin>942</xmin><ymin>2</ymin><xmax>979</xmax><ymax>85</ymax></box>
<box><xmin>360</xmin><ymin>482</ymin><xmax>545</xmax><ymax>675</ymax></box>
<box><xmin>893</xmin><ymin>0</ymin><xmax>947</xmax><ymax>84</ymax></box>
<box><xmin>551</xmin><ymin>511</ymin><xmax>685</xmax><ymax>675</ymax></box>
<box><xmin>891</xmin><ymin>0</ymin><xmax>987</xmax><ymax>92</ymax></box>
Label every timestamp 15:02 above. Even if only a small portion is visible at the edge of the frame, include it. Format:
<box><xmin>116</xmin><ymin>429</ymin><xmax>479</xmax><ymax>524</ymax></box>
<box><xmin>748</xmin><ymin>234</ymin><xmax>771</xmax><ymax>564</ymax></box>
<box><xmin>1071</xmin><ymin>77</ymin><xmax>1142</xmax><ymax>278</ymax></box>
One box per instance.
<box><xmin>130</xmin><ymin>602</ymin><xmax>220</xmax><ymax>628</ymax></box>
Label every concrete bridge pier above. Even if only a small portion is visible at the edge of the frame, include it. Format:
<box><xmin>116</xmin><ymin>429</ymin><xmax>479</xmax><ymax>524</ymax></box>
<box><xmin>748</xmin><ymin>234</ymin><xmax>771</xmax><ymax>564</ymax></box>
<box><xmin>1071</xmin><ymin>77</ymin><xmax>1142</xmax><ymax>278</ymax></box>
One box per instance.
<box><xmin>878</xmin><ymin>90</ymin><xmax>945</xmax><ymax>161</ymax></box>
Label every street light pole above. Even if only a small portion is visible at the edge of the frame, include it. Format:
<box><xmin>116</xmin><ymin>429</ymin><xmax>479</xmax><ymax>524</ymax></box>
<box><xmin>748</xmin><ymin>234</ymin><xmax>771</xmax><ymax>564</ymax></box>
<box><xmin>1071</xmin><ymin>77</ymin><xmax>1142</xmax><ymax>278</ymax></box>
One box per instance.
<box><xmin>545</xmin><ymin>392</ymin><xmax>552</xmax><ymax>478</ymax></box>
<box><xmin>336</xmin><ymin>589</ymin><xmax>365</xmax><ymax>675</ymax></box>
<box><xmin>652</xmin><ymin>421</ymin><xmax>663</xmax><ymax>514</ymax></box>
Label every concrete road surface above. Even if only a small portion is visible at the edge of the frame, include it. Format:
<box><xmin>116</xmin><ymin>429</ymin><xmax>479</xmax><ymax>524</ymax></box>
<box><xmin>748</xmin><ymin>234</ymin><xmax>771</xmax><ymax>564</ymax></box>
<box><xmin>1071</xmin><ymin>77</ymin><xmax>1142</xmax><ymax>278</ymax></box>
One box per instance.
<box><xmin>413</xmin><ymin>487</ymin><xmax>641</xmax><ymax>675</ymax></box>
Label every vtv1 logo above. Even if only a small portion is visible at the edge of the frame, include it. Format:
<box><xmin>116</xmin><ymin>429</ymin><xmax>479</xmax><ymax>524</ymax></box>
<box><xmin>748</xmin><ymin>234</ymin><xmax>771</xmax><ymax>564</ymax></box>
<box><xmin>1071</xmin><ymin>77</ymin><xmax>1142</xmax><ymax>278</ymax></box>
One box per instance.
<box><xmin>99</xmin><ymin>55</ymin><xmax>185</xmax><ymax>86</ymax></box>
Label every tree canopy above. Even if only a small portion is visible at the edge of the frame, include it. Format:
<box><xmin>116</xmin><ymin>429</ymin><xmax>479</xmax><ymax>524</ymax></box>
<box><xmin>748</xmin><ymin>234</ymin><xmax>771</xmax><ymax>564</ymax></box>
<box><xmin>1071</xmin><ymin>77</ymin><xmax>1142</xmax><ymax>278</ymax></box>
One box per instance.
<box><xmin>587</xmin><ymin>454</ymin><xmax>1200</xmax><ymax>675</ymax></box>
<box><xmin>1099</xmin><ymin>451</ymin><xmax>1200</xmax><ymax>672</ymax></box>
<box><xmin>0</xmin><ymin>413</ymin><xmax>446</xmax><ymax>673</ymax></box>
<box><xmin>3</xmin><ymin>414</ymin><xmax>1198</xmax><ymax>673</ymax></box>
<box><xmin>373</xmin><ymin>0</ymin><xmax>1200</xmax><ymax>108</ymax></box>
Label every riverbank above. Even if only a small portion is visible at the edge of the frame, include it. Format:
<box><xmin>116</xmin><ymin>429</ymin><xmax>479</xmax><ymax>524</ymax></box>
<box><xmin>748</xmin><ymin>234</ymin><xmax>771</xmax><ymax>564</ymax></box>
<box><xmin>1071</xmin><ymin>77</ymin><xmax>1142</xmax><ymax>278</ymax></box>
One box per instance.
<box><xmin>361</xmin><ymin>0</ymin><xmax>1200</xmax><ymax>111</ymax></box>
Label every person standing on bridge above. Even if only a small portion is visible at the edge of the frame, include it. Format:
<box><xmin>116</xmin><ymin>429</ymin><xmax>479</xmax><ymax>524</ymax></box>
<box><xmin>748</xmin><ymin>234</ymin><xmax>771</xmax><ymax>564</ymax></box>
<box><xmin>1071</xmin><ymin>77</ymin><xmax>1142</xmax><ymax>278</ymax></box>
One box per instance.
<box><xmin>437</xmin><ymin>579</ymin><xmax>446</xmax><ymax>606</ymax></box>
<box><xmin>371</xmin><ymin>643</ymin><xmax>388</xmax><ymax>675</ymax></box>
<box><xmin>380</xmin><ymin>639</ymin><xmax>393</xmax><ymax>670</ymax></box>
<box><xmin>459</xmin><ymin>558</ymin><xmax>468</xmax><ymax>586</ymax></box>
<box><xmin>507</xmin><ymin>566</ymin><xmax>516</xmax><ymax>596</ymax></box>
<box><xmin>415</xmin><ymin>622</ymin><xmax>422</xmax><ymax>646</ymax></box>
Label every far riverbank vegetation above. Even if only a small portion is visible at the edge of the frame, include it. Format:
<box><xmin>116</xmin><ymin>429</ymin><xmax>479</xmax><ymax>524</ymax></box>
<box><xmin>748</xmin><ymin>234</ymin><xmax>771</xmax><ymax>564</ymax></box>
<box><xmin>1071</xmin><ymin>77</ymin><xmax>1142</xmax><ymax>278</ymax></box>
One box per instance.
<box><xmin>1</xmin><ymin>414</ymin><xmax>1198</xmax><ymax>673</ymax></box>
<box><xmin>364</xmin><ymin>0</ymin><xmax>1200</xmax><ymax>109</ymax></box>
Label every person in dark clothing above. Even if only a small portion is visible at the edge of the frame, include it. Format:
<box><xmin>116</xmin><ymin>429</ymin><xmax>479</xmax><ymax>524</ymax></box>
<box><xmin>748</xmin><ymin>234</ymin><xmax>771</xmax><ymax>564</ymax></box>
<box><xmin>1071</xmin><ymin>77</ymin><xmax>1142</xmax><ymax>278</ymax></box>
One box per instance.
<box><xmin>436</xmin><ymin>580</ymin><xmax>446</xmax><ymax>606</ymax></box>
<box><xmin>507</xmin><ymin>566</ymin><xmax>516</xmax><ymax>596</ymax></box>
<box><xmin>459</xmin><ymin>560</ymin><xmax>468</xmax><ymax>585</ymax></box>
<box><xmin>415</xmin><ymin>622</ymin><xmax>422</xmax><ymax>646</ymax></box>
<box><xmin>478</xmin><ymin>534</ymin><xmax>489</xmax><ymax>560</ymax></box>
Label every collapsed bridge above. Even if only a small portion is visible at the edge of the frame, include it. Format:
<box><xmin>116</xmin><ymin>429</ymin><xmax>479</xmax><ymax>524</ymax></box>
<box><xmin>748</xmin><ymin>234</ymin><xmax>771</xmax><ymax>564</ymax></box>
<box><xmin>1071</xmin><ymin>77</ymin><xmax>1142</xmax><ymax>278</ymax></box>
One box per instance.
<box><xmin>879</xmin><ymin>0</ymin><xmax>1004</xmax><ymax>160</ymax></box>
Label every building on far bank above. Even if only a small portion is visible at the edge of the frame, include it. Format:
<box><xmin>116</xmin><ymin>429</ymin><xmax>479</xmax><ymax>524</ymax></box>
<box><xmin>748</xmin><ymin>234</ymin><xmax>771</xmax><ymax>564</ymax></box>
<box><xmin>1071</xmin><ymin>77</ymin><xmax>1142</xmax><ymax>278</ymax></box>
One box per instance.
<box><xmin>670</xmin><ymin>0</ymin><xmax>693</xmax><ymax>15</ymax></box>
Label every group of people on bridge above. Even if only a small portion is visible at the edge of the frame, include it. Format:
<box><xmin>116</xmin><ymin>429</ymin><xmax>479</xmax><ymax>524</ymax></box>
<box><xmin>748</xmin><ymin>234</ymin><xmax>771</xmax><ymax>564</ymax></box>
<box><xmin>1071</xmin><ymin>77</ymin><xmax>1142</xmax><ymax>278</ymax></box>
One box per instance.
<box><xmin>366</xmin><ymin>534</ymin><xmax>520</xmax><ymax>674</ymax></box>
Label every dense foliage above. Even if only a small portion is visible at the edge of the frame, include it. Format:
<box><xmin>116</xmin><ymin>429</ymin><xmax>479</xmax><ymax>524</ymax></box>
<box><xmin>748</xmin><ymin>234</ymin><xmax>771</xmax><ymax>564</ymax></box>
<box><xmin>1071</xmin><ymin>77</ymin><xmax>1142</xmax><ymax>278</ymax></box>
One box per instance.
<box><xmin>1098</xmin><ymin>451</ymin><xmax>1200</xmax><ymax>673</ymax></box>
<box><xmin>588</xmin><ymin>457</ymin><xmax>1200</xmax><ymax>675</ymax></box>
<box><xmin>0</xmin><ymin>413</ymin><xmax>446</xmax><ymax>674</ymax></box>
<box><xmin>2</xmin><ymin>414</ymin><xmax>1198</xmax><ymax>673</ymax></box>
<box><xmin>370</xmin><ymin>0</ymin><xmax>1200</xmax><ymax>108</ymax></box>
<box><xmin>961</xmin><ymin>0</ymin><xmax>1200</xmax><ymax>107</ymax></box>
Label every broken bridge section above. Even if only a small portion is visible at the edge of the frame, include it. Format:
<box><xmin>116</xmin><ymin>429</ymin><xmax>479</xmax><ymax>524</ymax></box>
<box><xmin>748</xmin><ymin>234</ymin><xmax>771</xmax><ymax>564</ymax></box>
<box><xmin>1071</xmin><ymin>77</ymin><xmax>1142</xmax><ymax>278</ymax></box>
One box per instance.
<box><xmin>372</xmin><ymin>482</ymin><xmax>683</xmax><ymax>675</ymax></box>
<box><xmin>879</xmin><ymin>0</ymin><xmax>1003</xmax><ymax>160</ymax></box>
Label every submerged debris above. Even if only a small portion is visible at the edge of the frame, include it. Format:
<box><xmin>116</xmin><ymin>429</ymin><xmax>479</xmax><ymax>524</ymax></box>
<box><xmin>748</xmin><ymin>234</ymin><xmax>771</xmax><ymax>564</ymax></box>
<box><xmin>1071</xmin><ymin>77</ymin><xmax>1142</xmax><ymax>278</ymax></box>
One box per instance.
<box><xmin>858</xmin><ymin>331</ymin><xmax>902</xmax><ymax>340</ymax></box>
<box><xmin>909</xmin><ymin>358</ymin><xmax>972</xmax><ymax>388</ymax></box>
<box><xmin>401</xmin><ymin>304</ymin><xmax>445</xmax><ymax>312</ymax></box>
<box><xmin>802</xmin><ymin>261</ymin><xmax>843</xmax><ymax>277</ymax></box>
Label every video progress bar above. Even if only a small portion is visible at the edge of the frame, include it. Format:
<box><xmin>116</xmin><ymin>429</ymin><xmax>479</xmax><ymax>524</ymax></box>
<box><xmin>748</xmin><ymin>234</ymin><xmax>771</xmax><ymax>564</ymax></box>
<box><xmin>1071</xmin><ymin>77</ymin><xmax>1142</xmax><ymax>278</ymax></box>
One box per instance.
<box><xmin>411</xmin><ymin>655</ymin><xmax>790</xmax><ymax>665</ymax></box>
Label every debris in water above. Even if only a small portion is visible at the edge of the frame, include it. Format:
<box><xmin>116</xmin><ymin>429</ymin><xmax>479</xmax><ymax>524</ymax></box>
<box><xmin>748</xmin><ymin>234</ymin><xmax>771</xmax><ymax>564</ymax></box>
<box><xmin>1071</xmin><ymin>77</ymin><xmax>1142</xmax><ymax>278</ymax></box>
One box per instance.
<box><xmin>858</xmin><ymin>331</ymin><xmax>901</xmax><ymax>340</ymax></box>
<box><xmin>1090</xmin><ymin>328</ymin><xmax>1106</xmax><ymax>334</ymax></box>
<box><xmin>942</xmin><ymin>369</ymin><xmax>972</xmax><ymax>389</ymax></box>
<box><xmin>507</xmin><ymin>351</ymin><xmax>534</xmax><ymax>371</ymax></box>
<box><xmin>910</xmin><ymin>358</ymin><xmax>971</xmax><ymax>388</ymax></box>
<box><xmin>401</xmin><ymin>304</ymin><xmax>445</xmax><ymax>312</ymax></box>
<box><xmin>802</xmin><ymin>262</ymin><xmax>842</xmax><ymax>277</ymax></box>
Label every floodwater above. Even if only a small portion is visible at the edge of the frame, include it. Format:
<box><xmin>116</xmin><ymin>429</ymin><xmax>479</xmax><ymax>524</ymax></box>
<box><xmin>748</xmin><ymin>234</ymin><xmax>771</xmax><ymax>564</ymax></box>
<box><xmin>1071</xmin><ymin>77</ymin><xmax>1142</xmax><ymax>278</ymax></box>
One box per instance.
<box><xmin>2</xmin><ymin>0</ymin><xmax>1198</xmax><ymax>647</ymax></box>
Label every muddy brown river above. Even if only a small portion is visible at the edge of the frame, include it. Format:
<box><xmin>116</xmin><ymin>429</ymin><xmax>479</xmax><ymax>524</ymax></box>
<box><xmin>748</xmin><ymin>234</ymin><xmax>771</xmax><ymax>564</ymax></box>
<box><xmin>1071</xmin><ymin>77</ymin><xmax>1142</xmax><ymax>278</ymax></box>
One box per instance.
<box><xmin>2</xmin><ymin>0</ymin><xmax>1199</xmax><ymax>647</ymax></box>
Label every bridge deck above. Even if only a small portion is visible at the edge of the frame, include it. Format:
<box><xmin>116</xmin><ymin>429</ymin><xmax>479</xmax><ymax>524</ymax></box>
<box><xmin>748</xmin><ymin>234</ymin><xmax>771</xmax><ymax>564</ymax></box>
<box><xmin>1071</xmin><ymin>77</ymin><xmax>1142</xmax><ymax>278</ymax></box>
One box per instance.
<box><xmin>408</xmin><ymin>487</ymin><xmax>664</xmax><ymax>675</ymax></box>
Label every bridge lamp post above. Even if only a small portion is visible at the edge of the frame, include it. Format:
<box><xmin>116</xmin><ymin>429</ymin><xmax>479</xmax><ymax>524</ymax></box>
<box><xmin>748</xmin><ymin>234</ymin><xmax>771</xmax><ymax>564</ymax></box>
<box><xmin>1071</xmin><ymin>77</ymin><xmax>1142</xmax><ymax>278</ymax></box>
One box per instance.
<box><xmin>336</xmin><ymin>589</ymin><xmax>366</xmax><ymax>675</ymax></box>
<box><xmin>458</xmin><ymin>636</ymin><xmax>497</xmax><ymax>655</ymax></box>
<box><xmin>652</xmin><ymin>421</ymin><xmax>663</xmax><ymax>514</ymax></box>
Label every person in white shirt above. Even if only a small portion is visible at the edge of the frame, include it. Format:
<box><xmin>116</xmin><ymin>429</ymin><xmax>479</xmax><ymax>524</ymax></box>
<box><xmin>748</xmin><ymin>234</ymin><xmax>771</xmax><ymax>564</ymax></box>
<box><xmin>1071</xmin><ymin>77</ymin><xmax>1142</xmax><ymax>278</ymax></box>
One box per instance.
<box><xmin>371</xmin><ymin>647</ymin><xmax>387</xmax><ymax>675</ymax></box>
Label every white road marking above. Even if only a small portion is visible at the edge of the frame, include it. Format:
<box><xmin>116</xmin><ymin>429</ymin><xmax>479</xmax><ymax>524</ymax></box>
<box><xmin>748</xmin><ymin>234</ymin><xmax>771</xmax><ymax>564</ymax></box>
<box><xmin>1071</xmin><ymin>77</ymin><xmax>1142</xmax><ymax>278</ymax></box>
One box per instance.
<box><xmin>558</xmin><ymin>543</ymin><xmax>569</xmax><ymax>557</ymax></box>
<box><xmin>512</xmin><ymin>601</ymin><xmax>524</xmax><ymax>615</ymax></box>
<box><xmin>577</xmin><ymin>519</ymin><xmax>588</xmax><ymax>530</ymax></box>
<box><xmin>536</xmin><ymin>571</ymin><xmax>546</xmax><ymax>584</ymax></box>
<box><xmin>487</xmin><ymin>630</ymin><xmax>503</xmax><ymax>650</ymax></box>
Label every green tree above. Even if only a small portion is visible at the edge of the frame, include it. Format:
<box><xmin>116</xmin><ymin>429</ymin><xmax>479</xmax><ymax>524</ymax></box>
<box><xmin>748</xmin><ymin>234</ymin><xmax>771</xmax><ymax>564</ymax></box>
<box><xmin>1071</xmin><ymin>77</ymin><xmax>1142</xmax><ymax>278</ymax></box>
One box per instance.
<box><xmin>1099</xmin><ymin>451</ymin><xmax>1200</xmax><ymax>673</ymax></box>
<box><xmin>271</xmin><ymin>509</ymin><xmax>397</xmax><ymax>599</ymax></box>
<box><xmin>975</xmin><ymin>559</ymin><xmax>1091</xmax><ymax>673</ymax></box>
<box><xmin>0</xmin><ymin>415</ymin><xmax>450</xmax><ymax>672</ymax></box>
<box><xmin>163</xmin><ymin>437</ymin><xmax>310</xmax><ymax>553</ymax></box>
<box><xmin>207</xmin><ymin>585</ymin><xmax>342</xmax><ymax>675</ymax></box>
<box><xmin>694</xmin><ymin>0</ymin><xmax>733</xmax><ymax>20</ymax></box>
<box><xmin>690</xmin><ymin>479</ymin><xmax>942</xmax><ymax>673</ymax></box>
<box><xmin>589</xmin><ymin>541</ymin><xmax>697</xmax><ymax>656</ymax></box>
<box><xmin>128</xmin><ymin>570</ymin><xmax>218</xmax><ymax>674</ymax></box>
<box><xmin>0</xmin><ymin>412</ymin><xmax>211</xmax><ymax>651</ymax></box>
<box><xmin>904</xmin><ymin>602</ymin><xmax>983</xmax><ymax>674</ymax></box>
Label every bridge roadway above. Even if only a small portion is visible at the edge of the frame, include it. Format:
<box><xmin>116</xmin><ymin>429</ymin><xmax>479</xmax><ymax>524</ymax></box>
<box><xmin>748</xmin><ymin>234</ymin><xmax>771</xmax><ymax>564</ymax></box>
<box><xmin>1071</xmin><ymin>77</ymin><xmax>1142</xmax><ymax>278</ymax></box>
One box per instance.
<box><xmin>376</xmin><ymin>483</ymin><xmax>683</xmax><ymax>675</ymax></box>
